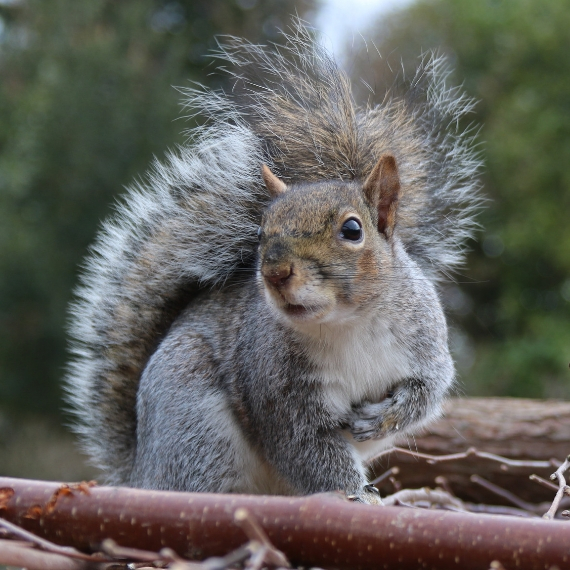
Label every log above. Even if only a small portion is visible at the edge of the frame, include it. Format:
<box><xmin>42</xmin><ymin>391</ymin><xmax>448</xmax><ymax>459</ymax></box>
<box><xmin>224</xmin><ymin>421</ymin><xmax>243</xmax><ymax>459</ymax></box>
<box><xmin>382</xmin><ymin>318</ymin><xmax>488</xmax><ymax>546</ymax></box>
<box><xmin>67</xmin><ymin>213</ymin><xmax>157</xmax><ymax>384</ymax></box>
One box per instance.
<box><xmin>415</xmin><ymin>398</ymin><xmax>570</xmax><ymax>458</ymax></box>
<box><xmin>370</xmin><ymin>398</ymin><xmax>570</xmax><ymax>504</ymax></box>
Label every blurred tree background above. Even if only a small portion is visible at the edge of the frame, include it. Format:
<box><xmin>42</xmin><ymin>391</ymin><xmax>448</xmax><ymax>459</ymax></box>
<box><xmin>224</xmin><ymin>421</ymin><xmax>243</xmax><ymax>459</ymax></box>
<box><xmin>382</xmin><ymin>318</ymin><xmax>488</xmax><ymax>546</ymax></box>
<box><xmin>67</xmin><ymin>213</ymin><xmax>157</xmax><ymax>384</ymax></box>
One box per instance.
<box><xmin>351</xmin><ymin>0</ymin><xmax>570</xmax><ymax>399</ymax></box>
<box><xmin>0</xmin><ymin>0</ymin><xmax>569</xmax><ymax>479</ymax></box>
<box><xmin>0</xmin><ymin>0</ymin><xmax>314</xmax><ymax>479</ymax></box>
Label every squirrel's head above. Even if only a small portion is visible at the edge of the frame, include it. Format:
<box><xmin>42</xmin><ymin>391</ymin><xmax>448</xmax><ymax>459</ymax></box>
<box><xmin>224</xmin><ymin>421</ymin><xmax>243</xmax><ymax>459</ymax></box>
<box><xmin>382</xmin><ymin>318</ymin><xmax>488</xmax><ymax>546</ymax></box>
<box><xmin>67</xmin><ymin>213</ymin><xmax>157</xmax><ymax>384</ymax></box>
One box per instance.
<box><xmin>257</xmin><ymin>154</ymin><xmax>402</xmax><ymax>329</ymax></box>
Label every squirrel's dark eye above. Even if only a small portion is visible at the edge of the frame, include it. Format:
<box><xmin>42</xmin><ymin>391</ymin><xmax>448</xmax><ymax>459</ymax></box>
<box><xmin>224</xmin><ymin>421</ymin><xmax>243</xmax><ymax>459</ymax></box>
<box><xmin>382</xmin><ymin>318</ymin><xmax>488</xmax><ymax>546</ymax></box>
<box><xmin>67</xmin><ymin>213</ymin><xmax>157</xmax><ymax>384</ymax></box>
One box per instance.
<box><xmin>257</xmin><ymin>226</ymin><xmax>262</xmax><ymax>241</ymax></box>
<box><xmin>340</xmin><ymin>218</ymin><xmax>362</xmax><ymax>241</ymax></box>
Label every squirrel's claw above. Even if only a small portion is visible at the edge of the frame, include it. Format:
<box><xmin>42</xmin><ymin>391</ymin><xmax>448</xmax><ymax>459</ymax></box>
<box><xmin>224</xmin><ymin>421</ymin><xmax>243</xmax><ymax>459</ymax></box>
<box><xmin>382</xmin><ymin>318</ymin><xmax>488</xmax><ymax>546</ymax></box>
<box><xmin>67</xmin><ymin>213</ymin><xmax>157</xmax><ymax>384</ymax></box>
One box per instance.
<box><xmin>348</xmin><ymin>399</ymin><xmax>392</xmax><ymax>441</ymax></box>
<box><xmin>348</xmin><ymin>484</ymin><xmax>384</xmax><ymax>505</ymax></box>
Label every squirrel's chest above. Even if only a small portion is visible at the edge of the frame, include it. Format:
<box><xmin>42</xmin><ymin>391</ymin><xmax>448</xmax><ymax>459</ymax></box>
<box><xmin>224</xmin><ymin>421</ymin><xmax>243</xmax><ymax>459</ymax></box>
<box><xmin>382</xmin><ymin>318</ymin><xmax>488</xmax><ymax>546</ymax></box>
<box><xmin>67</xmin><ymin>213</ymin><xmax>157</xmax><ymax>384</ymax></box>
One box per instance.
<box><xmin>307</xmin><ymin>319</ymin><xmax>412</xmax><ymax>416</ymax></box>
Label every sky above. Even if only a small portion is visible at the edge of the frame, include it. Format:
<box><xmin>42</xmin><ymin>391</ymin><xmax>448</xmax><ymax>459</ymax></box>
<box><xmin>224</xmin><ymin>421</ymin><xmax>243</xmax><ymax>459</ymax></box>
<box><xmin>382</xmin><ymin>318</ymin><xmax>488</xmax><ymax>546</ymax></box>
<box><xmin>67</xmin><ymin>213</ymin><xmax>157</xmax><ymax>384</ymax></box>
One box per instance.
<box><xmin>316</xmin><ymin>0</ymin><xmax>414</xmax><ymax>61</ymax></box>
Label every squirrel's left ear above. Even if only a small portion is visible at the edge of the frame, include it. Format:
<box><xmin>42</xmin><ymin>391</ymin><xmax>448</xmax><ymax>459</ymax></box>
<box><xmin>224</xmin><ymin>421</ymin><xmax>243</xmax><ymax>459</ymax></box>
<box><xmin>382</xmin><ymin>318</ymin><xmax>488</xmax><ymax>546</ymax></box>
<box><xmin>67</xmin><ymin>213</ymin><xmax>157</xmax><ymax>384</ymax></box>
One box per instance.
<box><xmin>363</xmin><ymin>154</ymin><xmax>400</xmax><ymax>238</ymax></box>
<box><xmin>261</xmin><ymin>164</ymin><xmax>287</xmax><ymax>198</ymax></box>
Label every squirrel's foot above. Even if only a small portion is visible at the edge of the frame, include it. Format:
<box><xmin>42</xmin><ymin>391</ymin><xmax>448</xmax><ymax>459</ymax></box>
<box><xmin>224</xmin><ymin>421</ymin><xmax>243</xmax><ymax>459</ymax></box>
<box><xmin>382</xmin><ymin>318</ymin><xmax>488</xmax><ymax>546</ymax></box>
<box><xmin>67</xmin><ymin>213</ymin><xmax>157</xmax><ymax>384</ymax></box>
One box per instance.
<box><xmin>349</xmin><ymin>399</ymin><xmax>396</xmax><ymax>442</ymax></box>
<box><xmin>348</xmin><ymin>484</ymin><xmax>383</xmax><ymax>505</ymax></box>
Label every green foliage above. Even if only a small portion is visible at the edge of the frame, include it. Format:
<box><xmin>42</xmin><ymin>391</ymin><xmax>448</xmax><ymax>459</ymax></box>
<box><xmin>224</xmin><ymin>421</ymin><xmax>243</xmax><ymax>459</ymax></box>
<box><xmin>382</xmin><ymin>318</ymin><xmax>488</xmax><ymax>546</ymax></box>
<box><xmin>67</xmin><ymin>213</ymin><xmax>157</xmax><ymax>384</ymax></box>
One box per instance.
<box><xmin>0</xmin><ymin>0</ymin><xmax>313</xmax><ymax>416</ymax></box>
<box><xmin>361</xmin><ymin>0</ymin><xmax>570</xmax><ymax>397</ymax></box>
<box><xmin>2</xmin><ymin>0</ymin><xmax>568</xmax><ymax>420</ymax></box>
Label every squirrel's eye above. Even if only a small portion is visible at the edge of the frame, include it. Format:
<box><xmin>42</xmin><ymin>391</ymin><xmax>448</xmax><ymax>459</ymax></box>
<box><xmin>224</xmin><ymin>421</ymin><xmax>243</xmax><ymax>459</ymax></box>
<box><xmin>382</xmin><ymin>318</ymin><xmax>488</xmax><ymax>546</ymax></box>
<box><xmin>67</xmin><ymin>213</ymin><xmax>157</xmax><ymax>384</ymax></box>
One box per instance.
<box><xmin>257</xmin><ymin>226</ymin><xmax>262</xmax><ymax>241</ymax></box>
<box><xmin>340</xmin><ymin>218</ymin><xmax>362</xmax><ymax>241</ymax></box>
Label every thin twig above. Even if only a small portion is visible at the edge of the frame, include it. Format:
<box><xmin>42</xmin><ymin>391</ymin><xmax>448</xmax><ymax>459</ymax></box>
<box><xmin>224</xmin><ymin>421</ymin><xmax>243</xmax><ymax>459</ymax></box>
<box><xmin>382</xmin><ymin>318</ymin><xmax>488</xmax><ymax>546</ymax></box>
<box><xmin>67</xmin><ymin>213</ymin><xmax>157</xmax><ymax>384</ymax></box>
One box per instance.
<box><xmin>434</xmin><ymin>476</ymin><xmax>455</xmax><ymax>496</ymax></box>
<box><xmin>370</xmin><ymin>466</ymin><xmax>400</xmax><ymax>486</ymax></box>
<box><xmin>202</xmin><ymin>546</ymin><xmax>252</xmax><ymax>570</ymax></box>
<box><xmin>0</xmin><ymin>516</ymin><xmax>109</xmax><ymax>562</ymax></box>
<box><xmin>246</xmin><ymin>541</ymin><xmax>270</xmax><ymax>570</ymax></box>
<box><xmin>529</xmin><ymin>474</ymin><xmax>558</xmax><ymax>492</ymax></box>
<box><xmin>234</xmin><ymin>508</ymin><xmax>290</xmax><ymax>568</ymax></box>
<box><xmin>102</xmin><ymin>537</ymin><xmax>180</xmax><ymax>563</ymax></box>
<box><xmin>0</xmin><ymin>539</ymin><xmax>87</xmax><ymax>570</ymax></box>
<box><xmin>369</xmin><ymin>446</ymin><xmax>556</xmax><ymax>469</ymax></box>
<box><xmin>465</xmin><ymin>504</ymin><xmax>536</xmax><ymax>518</ymax></box>
<box><xmin>470</xmin><ymin>475</ymin><xmax>540</xmax><ymax>515</ymax></box>
<box><xmin>383</xmin><ymin>487</ymin><xmax>466</xmax><ymax>510</ymax></box>
<box><xmin>389</xmin><ymin>476</ymin><xmax>401</xmax><ymax>492</ymax></box>
<box><xmin>169</xmin><ymin>546</ymin><xmax>251</xmax><ymax>570</ymax></box>
<box><xmin>543</xmin><ymin>454</ymin><xmax>570</xmax><ymax>519</ymax></box>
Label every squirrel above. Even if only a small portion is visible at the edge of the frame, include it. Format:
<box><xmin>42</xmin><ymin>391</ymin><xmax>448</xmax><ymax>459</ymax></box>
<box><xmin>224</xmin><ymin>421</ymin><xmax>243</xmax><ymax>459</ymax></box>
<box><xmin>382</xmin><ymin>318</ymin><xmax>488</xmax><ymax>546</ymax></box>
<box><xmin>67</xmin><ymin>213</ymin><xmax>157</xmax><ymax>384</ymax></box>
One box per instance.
<box><xmin>65</xmin><ymin>23</ymin><xmax>482</xmax><ymax>504</ymax></box>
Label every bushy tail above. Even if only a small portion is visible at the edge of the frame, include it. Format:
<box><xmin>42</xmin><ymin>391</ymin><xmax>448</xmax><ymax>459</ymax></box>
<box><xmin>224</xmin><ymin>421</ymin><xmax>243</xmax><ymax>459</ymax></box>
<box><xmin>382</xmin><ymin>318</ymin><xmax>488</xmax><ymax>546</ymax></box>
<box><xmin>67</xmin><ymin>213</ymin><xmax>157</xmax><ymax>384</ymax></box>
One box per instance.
<box><xmin>66</xmin><ymin>126</ymin><xmax>269</xmax><ymax>482</ymax></box>
<box><xmin>66</xmin><ymin>20</ymin><xmax>482</xmax><ymax>482</ymax></box>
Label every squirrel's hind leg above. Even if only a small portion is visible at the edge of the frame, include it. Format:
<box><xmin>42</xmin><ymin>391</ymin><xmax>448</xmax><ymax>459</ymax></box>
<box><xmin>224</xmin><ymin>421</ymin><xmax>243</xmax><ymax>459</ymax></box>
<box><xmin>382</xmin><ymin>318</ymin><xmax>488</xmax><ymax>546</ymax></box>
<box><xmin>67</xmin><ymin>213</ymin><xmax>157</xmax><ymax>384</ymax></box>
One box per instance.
<box><xmin>129</xmin><ymin>330</ymin><xmax>249</xmax><ymax>493</ymax></box>
<box><xmin>129</xmin><ymin>323</ymin><xmax>290</xmax><ymax>495</ymax></box>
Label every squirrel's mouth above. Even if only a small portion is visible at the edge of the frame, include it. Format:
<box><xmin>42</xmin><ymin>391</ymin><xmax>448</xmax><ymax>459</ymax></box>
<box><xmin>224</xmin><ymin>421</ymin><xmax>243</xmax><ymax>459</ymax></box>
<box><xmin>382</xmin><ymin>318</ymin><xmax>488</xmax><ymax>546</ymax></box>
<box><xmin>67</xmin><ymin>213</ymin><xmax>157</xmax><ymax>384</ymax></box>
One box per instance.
<box><xmin>282</xmin><ymin>302</ymin><xmax>330</xmax><ymax>321</ymax></box>
<box><xmin>267</xmin><ymin>288</ymin><xmax>331</xmax><ymax>322</ymax></box>
<box><xmin>284</xmin><ymin>303</ymin><xmax>310</xmax><ymax>317</ymax></box>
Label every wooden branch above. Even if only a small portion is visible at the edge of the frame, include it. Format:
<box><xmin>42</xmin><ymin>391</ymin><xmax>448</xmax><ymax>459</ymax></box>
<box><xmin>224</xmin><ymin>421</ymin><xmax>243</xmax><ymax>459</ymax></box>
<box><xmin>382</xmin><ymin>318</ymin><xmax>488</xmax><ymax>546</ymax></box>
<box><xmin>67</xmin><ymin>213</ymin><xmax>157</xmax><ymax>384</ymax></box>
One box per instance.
<box><xmin>1</xmin><ymin>477</ymin><xmax>570</xmax><ymax>570</ymax></box>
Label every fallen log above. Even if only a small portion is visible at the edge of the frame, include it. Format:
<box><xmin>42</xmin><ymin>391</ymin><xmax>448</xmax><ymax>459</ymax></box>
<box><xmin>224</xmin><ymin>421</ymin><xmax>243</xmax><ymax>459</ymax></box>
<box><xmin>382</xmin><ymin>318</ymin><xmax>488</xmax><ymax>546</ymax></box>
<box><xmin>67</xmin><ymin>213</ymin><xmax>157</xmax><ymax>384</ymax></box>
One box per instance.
<box><xmin>414</xmin><ymin>398</ymin><xmax>570</xmax><ymax>459</ymax></box>
<box><xmin>1</xmin><ymin>476</ymin><xmax>570</xmax><ymax>570</ymax></box>
<box><xmin>371</xmin><ymin>398</ymin><xmax>570</xmax><ymax>504</ymax></box>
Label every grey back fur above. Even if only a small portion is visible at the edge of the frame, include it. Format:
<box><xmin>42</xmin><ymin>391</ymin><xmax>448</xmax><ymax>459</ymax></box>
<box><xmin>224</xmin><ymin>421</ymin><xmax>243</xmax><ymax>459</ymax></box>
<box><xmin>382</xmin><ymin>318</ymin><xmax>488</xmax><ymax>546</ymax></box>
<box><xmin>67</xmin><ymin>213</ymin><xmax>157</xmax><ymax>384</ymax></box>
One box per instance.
<box><xmin>66</xmin><ymin>20</ymin><xmax>482</xmax><ymax>482</ymax></box>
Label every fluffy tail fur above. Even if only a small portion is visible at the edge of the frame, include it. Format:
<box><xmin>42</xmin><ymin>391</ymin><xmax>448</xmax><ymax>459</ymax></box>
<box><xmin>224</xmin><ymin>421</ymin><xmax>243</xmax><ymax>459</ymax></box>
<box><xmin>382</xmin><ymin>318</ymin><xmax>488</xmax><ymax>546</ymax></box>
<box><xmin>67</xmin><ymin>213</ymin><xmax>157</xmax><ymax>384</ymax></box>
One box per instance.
<box><xmin>66</xmin><ymin>21</ymin><xmax>482</xmax><ymax>482</ymax></box>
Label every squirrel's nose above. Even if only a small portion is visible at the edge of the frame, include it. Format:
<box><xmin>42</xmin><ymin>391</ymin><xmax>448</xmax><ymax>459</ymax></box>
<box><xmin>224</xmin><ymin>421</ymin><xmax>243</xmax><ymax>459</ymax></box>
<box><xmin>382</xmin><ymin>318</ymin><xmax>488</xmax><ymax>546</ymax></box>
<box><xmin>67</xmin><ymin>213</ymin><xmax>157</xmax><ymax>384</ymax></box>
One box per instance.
<box><xmin>263</xmin><ymin>265</ymin><xmax>292</xmax><ymax>288</ymax></box>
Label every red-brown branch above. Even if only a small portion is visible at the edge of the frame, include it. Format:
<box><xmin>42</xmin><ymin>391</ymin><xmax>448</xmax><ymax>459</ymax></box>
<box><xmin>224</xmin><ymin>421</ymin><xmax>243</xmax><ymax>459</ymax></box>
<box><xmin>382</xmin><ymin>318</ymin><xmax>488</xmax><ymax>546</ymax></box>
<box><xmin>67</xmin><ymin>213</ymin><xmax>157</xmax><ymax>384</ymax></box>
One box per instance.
<box><xmin>1</xmin><ymin>477</ymin><xmax>570</xmax><ymax>570</ymax></box>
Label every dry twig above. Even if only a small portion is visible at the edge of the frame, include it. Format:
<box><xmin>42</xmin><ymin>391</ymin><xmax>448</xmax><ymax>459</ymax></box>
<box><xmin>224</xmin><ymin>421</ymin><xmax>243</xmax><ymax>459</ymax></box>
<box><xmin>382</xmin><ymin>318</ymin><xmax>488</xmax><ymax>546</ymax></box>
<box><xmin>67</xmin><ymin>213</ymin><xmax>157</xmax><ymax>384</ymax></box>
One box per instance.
<box><xmin>543</xmin><ymin>454</ymin><xmax>570</xmax><ymax>519</ymax></box>
<box><xmin>370</xmin><ymin>446</ymin><xmax>556</xmax><ymax>470</ymax></box>
<box><xmin>234</xmin><ymin>508</ymin><xmax>291</xmax><ymax>569</ymax></box>
<box><xmin>0</xmin><ymin>516</ymin><xmax>108</xmax><ymax>562</ymax></box>
<box><xmin>470</xmin><ymin>475</ymin><xmax>541</xmax><ymax>515</ymax></box>
<box><xmin>383</xmin><ymin>487</ymin><xmax>466</xmax><ymax>510</ymax></box>
<box><xmin>434</xmin><ymin>476</ymin><xmax>454</xmax><ymax>496</ymax></box>
<box><xmin>101</xmin><ymin>538</ymin><xmax>181</xmax><ymax>563</ymax></box>
<box><xmin>465</xmin><ymin>503</ymin><xmax>537</xmax><ymax>518</ymax></box>
<box><xmin>529</xmin><ymin>474</ymin><xmax>558</xmax><ymax>492</ymax></box>
<box><xmin>0</xmin><ymin>539</ymin><xmax>87</xmax><ymax>570</ymax></box>
<box><xmin>370</xmin><ymin>466</ymin><xmax>399</xmax><ymax>486</ymax></box>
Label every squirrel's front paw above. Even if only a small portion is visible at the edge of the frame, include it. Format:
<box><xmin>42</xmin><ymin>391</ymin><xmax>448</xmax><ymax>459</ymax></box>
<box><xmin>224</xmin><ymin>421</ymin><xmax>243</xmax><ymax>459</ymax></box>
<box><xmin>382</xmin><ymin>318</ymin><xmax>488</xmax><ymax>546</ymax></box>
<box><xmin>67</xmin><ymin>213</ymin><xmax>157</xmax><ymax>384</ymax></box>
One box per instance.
<box><xmin>349</xmin><ymin>399</ymin><xmax>393</xmax><ymax>442</ymax></box>
<box><xmin>348</xmin><ymin>484</ymin><xmax>383</xmax><ymax>505</ymax></box>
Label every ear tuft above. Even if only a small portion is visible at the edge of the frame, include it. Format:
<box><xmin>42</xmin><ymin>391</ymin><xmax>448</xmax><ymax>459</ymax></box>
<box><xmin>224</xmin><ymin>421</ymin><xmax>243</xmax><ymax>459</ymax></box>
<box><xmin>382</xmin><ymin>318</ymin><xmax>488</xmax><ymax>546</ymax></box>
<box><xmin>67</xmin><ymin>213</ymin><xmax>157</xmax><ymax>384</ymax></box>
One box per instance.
<box><xmin>261</xmin><ymin>164</ymin><xmax>287</xmax><ymax>198</ymax></box>
<box><xmin>363</xmin><ymin>154</ymin><xmax>401</xmax><ymax>237</ymax></box>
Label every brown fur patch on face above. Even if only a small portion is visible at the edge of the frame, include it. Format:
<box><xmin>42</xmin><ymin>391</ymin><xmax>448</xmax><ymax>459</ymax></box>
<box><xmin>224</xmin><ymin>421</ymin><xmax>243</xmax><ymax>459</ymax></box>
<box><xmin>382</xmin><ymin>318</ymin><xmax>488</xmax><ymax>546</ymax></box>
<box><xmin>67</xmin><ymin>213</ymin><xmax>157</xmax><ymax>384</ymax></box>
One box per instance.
<box><xmin>349</xmin><ymin>248</ymin><xmax>381</xmax><ymax>305</ymax></box>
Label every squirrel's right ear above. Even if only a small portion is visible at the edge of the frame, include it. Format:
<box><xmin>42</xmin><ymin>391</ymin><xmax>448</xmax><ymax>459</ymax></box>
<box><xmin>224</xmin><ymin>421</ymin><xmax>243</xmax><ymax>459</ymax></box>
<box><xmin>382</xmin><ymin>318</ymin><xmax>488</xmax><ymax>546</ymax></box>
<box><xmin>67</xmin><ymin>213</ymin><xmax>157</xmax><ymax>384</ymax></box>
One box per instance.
<box><xmin>261</xmin><ymin>164</ymin><xmax>287</xmax><ymax>198</ymax></box>
<box><xmin>363</xmin><ymin>154</ymin><xmax>401</xmax><ymax>238</ymax></box>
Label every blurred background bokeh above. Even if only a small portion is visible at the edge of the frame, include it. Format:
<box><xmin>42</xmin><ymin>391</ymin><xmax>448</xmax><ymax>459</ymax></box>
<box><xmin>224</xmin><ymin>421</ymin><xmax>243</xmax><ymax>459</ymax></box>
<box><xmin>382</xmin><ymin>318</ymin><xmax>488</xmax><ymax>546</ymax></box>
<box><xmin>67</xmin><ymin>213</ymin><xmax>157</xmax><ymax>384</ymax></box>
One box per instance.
<box><xmin>0</xmin><ymin>0</ymin><xmax>568</xmax><ymax>480</ymax></box>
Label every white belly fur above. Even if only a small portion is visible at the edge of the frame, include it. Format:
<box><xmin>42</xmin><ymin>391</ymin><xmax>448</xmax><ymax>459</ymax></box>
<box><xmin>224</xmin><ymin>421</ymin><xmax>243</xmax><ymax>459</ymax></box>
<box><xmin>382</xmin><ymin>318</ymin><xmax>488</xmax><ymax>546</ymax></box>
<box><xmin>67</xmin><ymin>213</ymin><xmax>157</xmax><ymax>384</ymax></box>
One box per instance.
<box><xmin>306</xmin><ymin>314</ymin><xmax>412</xmax><ymax>461</ymax></box>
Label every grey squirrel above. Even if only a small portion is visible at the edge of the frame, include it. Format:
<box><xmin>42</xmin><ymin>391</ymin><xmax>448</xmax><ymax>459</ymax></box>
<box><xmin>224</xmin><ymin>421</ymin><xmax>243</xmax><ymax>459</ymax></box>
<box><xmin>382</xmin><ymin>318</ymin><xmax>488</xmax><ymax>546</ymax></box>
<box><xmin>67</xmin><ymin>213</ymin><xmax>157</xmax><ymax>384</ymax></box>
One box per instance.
<box><xmin>66</xmin><ymin>23</ymin><xmax>482</xmax><ymax>504</ymax></box>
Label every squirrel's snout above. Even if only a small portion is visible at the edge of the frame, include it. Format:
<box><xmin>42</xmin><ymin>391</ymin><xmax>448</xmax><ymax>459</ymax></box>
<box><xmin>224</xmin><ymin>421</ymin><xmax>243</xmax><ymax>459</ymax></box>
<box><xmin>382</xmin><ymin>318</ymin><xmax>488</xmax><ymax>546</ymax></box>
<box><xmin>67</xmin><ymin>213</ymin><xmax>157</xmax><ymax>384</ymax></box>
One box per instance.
<box><xmin>262</xmin><ymin>264</ymin><xmax>293</xmax><ymax>289</ymax></box>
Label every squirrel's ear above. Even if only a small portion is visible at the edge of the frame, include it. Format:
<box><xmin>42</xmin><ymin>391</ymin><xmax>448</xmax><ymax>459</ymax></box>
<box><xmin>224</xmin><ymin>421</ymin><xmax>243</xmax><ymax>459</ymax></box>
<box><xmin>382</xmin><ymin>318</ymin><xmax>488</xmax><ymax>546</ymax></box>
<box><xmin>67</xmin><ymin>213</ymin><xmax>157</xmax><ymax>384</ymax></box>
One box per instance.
<box><xmin>363</xmin><ymin>154</ymin><xmax>400</xmax><ymax>237</ymax></box>
<box><xmin>261</xmin><ymin>164</ymin><xmax>287</xmax><ymax>198</ymax></box>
